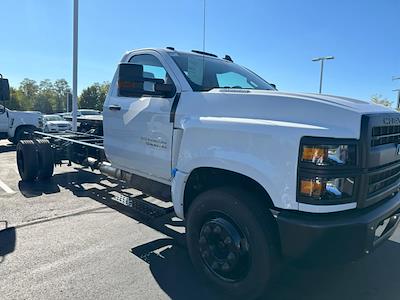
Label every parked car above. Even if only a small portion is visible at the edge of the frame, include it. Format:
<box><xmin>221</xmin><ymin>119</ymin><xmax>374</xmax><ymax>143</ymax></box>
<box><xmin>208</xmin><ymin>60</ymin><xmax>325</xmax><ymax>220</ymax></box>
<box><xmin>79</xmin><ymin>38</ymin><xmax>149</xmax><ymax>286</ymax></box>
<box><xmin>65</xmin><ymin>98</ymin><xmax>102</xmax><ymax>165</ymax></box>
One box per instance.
<box><xmin>77</xmin><ymin>109</ymin><xmax>102</xmax><ymax>116</ymax></box>
<box><xmin>43</xmin><ymin>114</ymin><xmax>72</xmax><ymax>133</ymax></box>
<box><xmin>58</xmin><ymin>112</ymin><xmax>71</xmax><ymax>119</ymax></box>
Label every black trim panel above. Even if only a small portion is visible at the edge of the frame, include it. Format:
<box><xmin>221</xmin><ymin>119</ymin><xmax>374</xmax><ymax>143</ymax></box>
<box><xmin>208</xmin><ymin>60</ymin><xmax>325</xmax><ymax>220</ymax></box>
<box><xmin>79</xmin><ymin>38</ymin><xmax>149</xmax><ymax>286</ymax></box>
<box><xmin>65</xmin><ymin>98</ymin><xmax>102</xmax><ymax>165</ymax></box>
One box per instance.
<box><xmin>170</xmin><ymin>92</ymin><xmax>181</xmax><ymax>123</ymax></box>
<box><xmin>275</xmin><ymin>192</ymin><xmax>400</xmax><ymax>262</ymax></box>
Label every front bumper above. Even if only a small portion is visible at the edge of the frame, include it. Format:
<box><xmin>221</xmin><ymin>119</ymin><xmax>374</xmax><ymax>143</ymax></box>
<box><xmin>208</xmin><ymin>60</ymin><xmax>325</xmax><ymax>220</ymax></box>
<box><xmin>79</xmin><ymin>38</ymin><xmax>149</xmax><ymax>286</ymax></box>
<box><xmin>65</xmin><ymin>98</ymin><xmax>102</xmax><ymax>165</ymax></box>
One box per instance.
<box><xmin>275</xmin><ymin>193</ymin><xmax>400</xmax><ymax>263</ymax></box>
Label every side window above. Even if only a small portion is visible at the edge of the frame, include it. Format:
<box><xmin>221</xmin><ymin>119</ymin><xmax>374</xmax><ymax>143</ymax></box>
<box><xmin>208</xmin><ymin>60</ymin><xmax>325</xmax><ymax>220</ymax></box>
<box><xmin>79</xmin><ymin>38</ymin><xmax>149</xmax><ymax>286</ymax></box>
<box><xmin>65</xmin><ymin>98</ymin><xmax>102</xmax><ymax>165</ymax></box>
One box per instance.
<box><xmin>129</xmin><ymin>54</ymin><xmax>173</xmax><ymax>92</ymax></box>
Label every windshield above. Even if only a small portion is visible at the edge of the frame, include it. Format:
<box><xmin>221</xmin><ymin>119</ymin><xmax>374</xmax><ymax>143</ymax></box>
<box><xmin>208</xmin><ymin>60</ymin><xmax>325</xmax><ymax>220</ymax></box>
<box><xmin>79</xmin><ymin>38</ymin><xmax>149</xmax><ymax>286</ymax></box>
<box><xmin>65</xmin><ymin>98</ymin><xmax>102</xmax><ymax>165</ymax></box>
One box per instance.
<box><xmin>169</xmin><ymin>52</ymin><xmax>273</xmax><ymax>92</ymax></box>
<box><xmin>44</xmin><ymin>115</ymin><xmax>63</xmax><ymax>121</ymax></box>
<box><xmin>80</xmin><ymin>110</ymin><xmax>101</xmax><ymax>115</ymax></box>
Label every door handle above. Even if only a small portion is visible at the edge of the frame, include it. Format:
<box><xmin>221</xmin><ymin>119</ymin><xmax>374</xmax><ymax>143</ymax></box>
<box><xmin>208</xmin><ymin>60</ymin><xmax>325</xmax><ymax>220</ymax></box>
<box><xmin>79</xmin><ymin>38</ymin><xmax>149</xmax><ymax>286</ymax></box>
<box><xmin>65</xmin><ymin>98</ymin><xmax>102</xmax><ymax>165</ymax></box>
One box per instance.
<box><xmin>108</xmin><ymin>105</ymin><xmax>121</xmax><ymax>111</ymax></box>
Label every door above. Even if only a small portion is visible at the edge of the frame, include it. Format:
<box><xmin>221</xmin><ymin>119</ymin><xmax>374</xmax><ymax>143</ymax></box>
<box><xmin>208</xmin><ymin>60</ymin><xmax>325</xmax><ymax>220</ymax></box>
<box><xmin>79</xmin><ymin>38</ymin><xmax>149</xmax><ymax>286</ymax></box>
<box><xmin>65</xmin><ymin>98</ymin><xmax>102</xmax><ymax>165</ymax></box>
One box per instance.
<box><xmin>0</xmin><ymin>106</ymin><xmax>9</xmax><ymax>134</ymax></box>
<box><xmin>104</xmin><ymin>54</ymin><xmax>176</xmax><ymax>181</ymax></box>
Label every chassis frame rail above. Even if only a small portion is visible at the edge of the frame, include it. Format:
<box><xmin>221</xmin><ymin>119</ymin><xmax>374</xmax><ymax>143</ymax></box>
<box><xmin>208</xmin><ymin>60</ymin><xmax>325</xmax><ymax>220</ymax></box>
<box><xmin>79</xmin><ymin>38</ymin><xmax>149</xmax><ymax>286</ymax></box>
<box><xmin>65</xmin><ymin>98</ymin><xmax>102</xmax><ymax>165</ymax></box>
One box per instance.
<box><xmin>34</xmin><ymin>131</ymin><xmax>104</xmax><ymax>150</ymax></box>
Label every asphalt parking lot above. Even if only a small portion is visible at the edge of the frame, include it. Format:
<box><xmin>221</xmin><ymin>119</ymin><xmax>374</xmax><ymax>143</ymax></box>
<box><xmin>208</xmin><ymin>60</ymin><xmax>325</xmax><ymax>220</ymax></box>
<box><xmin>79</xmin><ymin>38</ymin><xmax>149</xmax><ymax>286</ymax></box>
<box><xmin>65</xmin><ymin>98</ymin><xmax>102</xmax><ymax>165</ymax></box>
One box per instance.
<box><xmin>0</xmin><ymin>139</ymin><xmax>399</xmax><ymax>300</ymax></box>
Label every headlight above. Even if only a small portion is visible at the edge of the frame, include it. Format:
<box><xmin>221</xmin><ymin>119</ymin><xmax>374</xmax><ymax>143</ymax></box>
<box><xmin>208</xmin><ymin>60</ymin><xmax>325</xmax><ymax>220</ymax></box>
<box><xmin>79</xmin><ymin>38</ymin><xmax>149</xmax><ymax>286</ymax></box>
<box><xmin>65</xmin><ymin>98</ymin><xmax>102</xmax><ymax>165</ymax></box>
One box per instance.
<box><xmin>299</xmin><ymin>177</ymin><xmax>354</xmax><ymax>201</ymax></box>
<box><xmin>298</xmin><ymin>137</ymin><xmax>359</xmax><ymax>205</ymax></box>
<box><xmin>301</xmin><ymin>144</ymin><xmax>356</xmax><ymax>166</ymax></box>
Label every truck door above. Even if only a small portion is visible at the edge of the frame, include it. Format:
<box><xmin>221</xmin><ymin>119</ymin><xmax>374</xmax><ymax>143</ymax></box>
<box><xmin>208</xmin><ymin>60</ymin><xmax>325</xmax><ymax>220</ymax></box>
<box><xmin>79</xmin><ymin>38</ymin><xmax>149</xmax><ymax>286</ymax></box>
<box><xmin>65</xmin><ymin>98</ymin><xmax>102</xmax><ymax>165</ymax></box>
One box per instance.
<box><xmin>0</xmin><ymin>106</ymin><xmax>9</xmax><ymax>134</ymax></box>
<box><xmin>104</xmin><ymin>53</ymin><xmax>177</xmax><ymax>182</ymax></box>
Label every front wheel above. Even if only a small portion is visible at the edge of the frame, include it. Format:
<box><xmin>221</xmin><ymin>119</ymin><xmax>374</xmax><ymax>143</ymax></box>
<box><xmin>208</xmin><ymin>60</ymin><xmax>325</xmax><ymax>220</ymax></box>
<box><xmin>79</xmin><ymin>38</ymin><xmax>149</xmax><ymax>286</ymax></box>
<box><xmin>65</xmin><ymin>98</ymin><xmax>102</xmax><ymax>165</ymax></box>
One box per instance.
<box><xmin>186</xmin><ymin>187</ymin><xmax>280</xmax><ymax>300</ymax></box>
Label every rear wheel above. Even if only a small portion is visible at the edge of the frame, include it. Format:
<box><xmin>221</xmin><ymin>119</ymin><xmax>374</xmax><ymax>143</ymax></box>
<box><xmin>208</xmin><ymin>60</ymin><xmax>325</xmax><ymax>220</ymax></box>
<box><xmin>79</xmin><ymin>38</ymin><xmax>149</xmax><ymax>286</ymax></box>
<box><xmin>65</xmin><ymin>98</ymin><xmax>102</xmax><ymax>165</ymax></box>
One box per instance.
<box><xmin>186</xmin><ymin>187</ymin><xmax>280</xmax><ymax>300</ymax></box>
<box><xmin>35</xmin><ymin>139</ymin><xmax>54</xmax><ymax>180</ymax></box>
<box><xmin>17</xmin><ymin>140</ymin><xmax>39</xmax><ymax>182</ymax></box>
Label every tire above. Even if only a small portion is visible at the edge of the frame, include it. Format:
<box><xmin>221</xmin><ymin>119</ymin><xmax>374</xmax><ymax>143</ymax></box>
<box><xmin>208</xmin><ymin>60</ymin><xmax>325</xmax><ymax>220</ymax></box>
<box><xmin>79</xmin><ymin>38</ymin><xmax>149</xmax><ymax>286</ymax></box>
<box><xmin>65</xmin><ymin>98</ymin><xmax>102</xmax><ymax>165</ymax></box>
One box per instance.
<box><xmin>35</xmin><ymin>139</ymin><xmax>54</xmax><ymax>180</ymax></box>
<box><xmin>16</xmin><ymin>140</ymin><xmax>39</xmax><ymax>182</ymax></box>
<box><xmin>186</xmin><ymin>187</ymin><xmax>280</xmax><ymax>300</ymax></box>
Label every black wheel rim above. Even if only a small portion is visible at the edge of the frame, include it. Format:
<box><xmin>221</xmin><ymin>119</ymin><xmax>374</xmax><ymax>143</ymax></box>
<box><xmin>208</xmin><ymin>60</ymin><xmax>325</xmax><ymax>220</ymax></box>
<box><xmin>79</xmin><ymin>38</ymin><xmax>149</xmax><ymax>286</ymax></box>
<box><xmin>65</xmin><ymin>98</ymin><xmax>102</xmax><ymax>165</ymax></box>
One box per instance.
<box><xmin>198</xmin><ymin>214</ymin><xmax>251</xmax><ymax>282</ymax></box>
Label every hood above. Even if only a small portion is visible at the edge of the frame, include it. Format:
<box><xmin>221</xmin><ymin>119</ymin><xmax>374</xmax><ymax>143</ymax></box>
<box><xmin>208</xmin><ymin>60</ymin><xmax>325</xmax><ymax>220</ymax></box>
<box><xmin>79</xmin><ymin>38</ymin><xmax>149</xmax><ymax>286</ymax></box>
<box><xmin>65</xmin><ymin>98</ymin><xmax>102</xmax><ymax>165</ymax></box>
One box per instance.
<box><xmin>213</xmin><ymin>89</ymin><xmax>394</xmax><ymax>114</ymax></box>
<box><xmin>9</xmin><ymin>110</ymin><xmax>42</xmax><ymax>117</ymax></box>
<box><xmin>177</xmin><ymin>89</ymin><xmax>398</xmax><ymax>140</ymax></box>
<box><xmin>46</xmin><ymin>120</ymin><xmax>71</xmax><ymax>126</ymax></box>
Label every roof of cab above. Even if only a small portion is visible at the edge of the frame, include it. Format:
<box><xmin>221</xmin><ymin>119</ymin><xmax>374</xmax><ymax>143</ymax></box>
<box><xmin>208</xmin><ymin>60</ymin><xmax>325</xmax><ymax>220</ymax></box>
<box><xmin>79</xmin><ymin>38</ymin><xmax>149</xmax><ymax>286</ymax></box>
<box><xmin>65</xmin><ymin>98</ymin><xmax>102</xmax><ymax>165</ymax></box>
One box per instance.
<box><xmin>122</xmin><ymin>47</ymin><xmax>227</xmax><ymax>62</ymax></box>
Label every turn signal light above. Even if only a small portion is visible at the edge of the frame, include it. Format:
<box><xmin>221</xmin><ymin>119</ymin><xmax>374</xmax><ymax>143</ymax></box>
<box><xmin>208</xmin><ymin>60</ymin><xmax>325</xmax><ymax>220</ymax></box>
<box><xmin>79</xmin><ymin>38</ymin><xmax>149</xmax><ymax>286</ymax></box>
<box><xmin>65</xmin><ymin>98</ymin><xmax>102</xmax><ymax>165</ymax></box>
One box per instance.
<box><xmin>301</xmin><ymin>147</ymin><xmax>328</xmax><ymax>164</ymax></box>
<box><xmin>299</xmin><ymin>177</ymin><xmax>355</xmax><ymax>201</ymax></box>
<box><xmin>300</xmin><ymin>179</ymin><xmax>326</xmax><ymax>197</ymax></box>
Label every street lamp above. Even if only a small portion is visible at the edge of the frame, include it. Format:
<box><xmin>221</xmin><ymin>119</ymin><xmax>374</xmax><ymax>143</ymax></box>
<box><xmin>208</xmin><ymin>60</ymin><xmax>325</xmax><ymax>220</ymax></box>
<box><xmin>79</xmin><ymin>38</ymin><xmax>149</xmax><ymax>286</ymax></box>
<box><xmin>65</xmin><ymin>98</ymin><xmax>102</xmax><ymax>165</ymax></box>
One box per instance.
<box><xmin>312</xmin><ymin>56</ymin><xmax>335</xmax><ymax>94</ymax></box>
<box><xmin>394</xmin><ymin>76</ymin><xmax>400</xmax><ymax>109</ymax></box>
<box><xmin>72</xmin><ymin>0</ymin><xmax>78</xmax><ymax>131</ymax></box>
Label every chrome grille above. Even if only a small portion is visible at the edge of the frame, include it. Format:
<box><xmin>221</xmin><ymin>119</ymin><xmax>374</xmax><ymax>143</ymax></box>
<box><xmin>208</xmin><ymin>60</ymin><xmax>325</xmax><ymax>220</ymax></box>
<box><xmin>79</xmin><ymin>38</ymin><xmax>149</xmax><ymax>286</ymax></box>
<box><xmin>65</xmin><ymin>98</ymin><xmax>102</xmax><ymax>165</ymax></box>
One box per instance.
<box><xmin>371</xmin><ymin>125</ymin><xmax>400</xmax><ymax>147</ymax></box>
<box><xmin>368</xmin><ymin>165</ymin><xmax>400</xmax><ymax>196</ymax></box>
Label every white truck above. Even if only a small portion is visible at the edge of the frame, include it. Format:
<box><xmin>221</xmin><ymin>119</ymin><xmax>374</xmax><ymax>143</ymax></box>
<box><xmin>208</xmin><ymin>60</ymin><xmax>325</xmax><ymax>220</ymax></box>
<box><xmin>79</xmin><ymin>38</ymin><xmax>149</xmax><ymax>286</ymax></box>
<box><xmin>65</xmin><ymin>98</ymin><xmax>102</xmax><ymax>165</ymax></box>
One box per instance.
<box><xmin>6</xmin><ymin>48</ymin><xmax>400</xmax><ymax>299</ymax></box>
<box><xmin>0</xmin><ymin>75</ymin><xmax>43</xmax><ymax>144</ymax></box>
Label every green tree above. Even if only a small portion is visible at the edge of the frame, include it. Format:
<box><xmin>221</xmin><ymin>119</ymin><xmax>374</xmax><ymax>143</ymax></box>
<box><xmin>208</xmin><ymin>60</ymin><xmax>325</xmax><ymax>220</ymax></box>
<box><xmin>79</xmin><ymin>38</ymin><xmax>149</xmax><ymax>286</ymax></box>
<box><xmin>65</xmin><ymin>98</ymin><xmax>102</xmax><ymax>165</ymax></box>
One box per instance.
<box><xmin>53</xmin><ymin>79</ymin><xmax>71</xmax><ymax>112</ymax></box>
<box><xmin>6</xmin><ymin>87</ymin><xmax>23</xmax><ymax>110</ymax></box>
<box><xmin>18</xmin><ymin>78</ymin><xmax>39</xmax><ymax>110</ymax></box>
<box><xmin>79</xmin><ymin>81</ymin><xmax>110</xmax><ymax>111</ymax></box>
<box><xmin>371</xmin><ymin>94</ymin><xmax>393</xmax><ymax>107</ymax></box>
<box><xmin>33</xmin><ymin>79</ymin><xmax>56</xmax><ymax>113</ymax></box>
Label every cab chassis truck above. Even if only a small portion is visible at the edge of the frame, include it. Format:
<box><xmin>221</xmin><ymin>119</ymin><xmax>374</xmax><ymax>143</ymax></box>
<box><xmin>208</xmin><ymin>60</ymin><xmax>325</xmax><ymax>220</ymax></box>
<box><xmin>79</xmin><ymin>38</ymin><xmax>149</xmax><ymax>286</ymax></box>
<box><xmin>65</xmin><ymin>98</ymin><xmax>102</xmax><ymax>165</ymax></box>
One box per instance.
<box><xmin>3</xmin><ymin>48</ymin><xmax>400</xmax><ymax>299</ymax></box>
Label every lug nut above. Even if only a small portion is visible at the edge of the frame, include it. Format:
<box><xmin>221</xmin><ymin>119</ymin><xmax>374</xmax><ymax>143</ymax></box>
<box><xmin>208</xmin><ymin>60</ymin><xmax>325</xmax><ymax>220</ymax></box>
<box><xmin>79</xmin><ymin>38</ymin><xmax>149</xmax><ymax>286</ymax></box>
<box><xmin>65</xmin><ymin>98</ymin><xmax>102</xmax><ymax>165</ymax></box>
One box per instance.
<box><xmin>213</xmin><ymin>226</ymin><xmax>222</xmax><ymax>234</ymax></box>
<box><xmin>221</xmin><ymin>262</ymin><xmax>230</xmax><ymax>272</ymax></box>
<box><xmin>227</xmin><ymin>252</ymin><xmax>236</xmax><ymax>261</ymax></box>
<box><xmin>224</xmin><ymin>236</ymin><xmax>232</xmax><ymax>245</ymax></box>
<box><xmin>201</xmin><ymin>250</ymin><xmax>209</xmax><ymax>259</ymax></box>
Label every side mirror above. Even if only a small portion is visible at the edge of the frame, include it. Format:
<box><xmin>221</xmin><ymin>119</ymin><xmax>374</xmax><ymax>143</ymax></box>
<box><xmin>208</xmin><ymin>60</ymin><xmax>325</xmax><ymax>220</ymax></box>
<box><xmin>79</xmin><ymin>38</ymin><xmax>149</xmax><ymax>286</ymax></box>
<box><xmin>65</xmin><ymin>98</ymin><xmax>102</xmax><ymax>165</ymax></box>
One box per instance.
<box><xmin>0</xmin><ymin>76</ymin><xmax>10</xmax><ymax>101</ymax></box>
<box><xmin>118</xmin><ymin>63</ymin><xmax>175</xmax><ymax>98</ymax></box>
<box><xmin>0</xmin><ymin>105</ymin><xmax>5</xmax><ymax>114</ymax></box>
<box><xmin>270</xmin><ymin>83</ymin><xmax>277</xmax><ymax>90</ymax></box>
<box><xmin>154</xmin><ymin>82</ymin><xmax>176</xmax><ymax>98</ymax></box>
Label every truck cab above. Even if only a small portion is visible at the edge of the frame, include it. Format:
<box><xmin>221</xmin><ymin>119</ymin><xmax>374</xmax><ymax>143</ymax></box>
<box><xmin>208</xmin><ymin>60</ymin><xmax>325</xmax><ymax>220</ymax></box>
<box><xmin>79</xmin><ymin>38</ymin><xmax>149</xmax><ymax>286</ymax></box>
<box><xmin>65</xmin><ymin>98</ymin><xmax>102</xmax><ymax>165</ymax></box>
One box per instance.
<box><xmin>0</xmin><ymin>104</ymin><xmax>43</xmax><ymax>144</ymax></box>
<box><xmin>0</xmin><ymin>76</ymin><xmax>43</xmax><ymax>144</ymax></box>
<box><xmin>101</xmin><ymin>48</ymin><xmax>400</xmax><ymax>298</ymax></box>
<box><xmin>14</xmin><ymin>49</ymin><xmax>400</xmax><ymax>299</ymax></box>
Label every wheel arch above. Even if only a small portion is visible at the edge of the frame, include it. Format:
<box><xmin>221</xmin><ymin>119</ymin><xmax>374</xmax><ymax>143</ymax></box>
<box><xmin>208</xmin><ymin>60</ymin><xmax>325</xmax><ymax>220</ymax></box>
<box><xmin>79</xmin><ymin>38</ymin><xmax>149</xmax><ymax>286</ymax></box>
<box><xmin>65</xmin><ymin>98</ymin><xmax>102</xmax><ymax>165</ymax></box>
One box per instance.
<box><xmin>12</xmin><ymin>124</ymin><xmax>36</xmax><ymax>137</ymax></box>
<box><xmin>182</xmin><ymin>167</ymin><xmax>276</xmax><ymax>218</ymax></box>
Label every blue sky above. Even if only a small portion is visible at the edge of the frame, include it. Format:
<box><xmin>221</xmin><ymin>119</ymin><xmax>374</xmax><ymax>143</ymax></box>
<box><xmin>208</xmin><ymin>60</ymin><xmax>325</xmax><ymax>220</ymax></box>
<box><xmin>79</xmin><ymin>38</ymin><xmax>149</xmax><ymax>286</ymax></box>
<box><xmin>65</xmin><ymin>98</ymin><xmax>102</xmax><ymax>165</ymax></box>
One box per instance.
<box><xmin>1</xmin><ymin>0</ymin><xmax>399</xmax><ymax>102</ymax></box>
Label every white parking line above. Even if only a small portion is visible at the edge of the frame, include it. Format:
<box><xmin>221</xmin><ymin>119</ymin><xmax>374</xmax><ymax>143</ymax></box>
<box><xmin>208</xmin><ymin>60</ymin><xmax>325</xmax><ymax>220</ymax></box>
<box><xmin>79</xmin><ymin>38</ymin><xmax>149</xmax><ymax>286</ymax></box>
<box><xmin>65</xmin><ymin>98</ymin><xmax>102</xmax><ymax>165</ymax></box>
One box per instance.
<box><xmin>0</xmin><ymin>178</ymin><xmax>15</xmax><ymax>194</ymax></box>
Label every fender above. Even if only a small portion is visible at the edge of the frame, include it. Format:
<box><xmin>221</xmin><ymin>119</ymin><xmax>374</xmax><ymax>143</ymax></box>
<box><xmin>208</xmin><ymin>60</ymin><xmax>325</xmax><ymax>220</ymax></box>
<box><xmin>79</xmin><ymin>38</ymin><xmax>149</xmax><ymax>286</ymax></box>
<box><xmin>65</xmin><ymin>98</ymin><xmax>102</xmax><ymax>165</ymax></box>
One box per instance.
<box><xmin>171</xmin><ymin>116</ymin><xmax>343</xmax><ymax>218</ymax></box>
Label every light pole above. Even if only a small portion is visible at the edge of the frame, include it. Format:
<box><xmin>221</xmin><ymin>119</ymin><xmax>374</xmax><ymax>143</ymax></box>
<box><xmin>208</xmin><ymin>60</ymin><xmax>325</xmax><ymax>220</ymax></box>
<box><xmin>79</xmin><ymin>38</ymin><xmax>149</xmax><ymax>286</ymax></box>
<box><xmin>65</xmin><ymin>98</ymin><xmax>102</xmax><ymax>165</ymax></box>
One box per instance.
<box><xmin>72</xmin><ymin>0</ymin><xmax>78</xmax><ymax>131</ymax></box>
<box><xmin>394</xmin><ymin>76</ymin><xmax>400</xmax><ymax>109</ymax></box>
<box><xmin>394</xmin><ymin>89</ymin><xmax>400</xmax><ymax>110</ymax></box>
<box><xmin>312</xmin><ymin>56</ymin><xmax>334</xmax><ymax>94</ymax></box>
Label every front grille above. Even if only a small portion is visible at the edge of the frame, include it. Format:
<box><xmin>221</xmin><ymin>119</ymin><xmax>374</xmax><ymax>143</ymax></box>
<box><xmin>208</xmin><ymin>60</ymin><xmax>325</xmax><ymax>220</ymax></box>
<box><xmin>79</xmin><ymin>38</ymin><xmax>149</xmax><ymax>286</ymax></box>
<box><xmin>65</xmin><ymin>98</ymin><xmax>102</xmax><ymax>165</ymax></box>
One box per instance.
<box><xmin>371</xmin><ymin>125</ymin><xmax>400</xmax><ymax>147</ymax></box>
<box><xmin>368</xmin><ymin>165</ymin><xmax>400</xmax><ymax>195</ymax></box>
